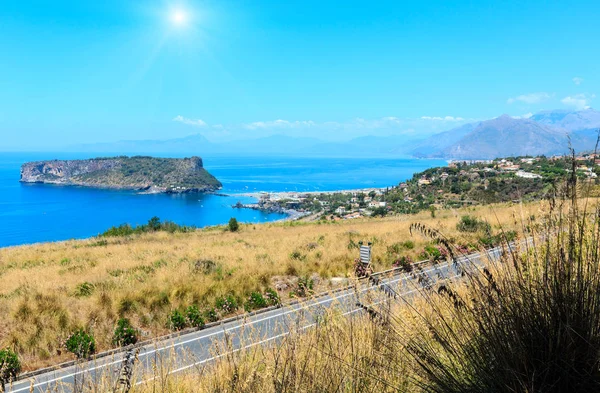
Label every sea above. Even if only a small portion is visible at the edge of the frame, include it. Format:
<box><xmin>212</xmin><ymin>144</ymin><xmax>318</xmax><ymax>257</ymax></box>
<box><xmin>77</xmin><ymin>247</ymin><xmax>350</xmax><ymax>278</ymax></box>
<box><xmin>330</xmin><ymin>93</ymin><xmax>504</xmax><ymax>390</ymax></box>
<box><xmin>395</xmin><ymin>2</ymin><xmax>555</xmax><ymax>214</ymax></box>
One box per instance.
<box><xmin>0</xmin><ymin>153</ymin><xmax>446</xmax><ymax>248</ymax></box>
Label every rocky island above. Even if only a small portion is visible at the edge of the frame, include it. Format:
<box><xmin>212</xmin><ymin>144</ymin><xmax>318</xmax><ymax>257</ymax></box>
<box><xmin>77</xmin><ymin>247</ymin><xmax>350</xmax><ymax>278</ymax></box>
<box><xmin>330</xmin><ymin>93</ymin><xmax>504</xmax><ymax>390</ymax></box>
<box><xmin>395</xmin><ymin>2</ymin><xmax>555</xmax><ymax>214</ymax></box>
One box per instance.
<box><xmin>20</xmin><ymin>156</ymin><xmax>222</xmax><ymax>193</ymax></box>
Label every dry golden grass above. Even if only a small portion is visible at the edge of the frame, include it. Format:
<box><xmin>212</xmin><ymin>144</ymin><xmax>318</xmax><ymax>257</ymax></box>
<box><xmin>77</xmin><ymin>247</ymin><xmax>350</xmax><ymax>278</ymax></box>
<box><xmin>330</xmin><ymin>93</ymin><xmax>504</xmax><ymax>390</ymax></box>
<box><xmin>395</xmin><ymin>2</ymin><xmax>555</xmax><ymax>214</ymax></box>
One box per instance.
<box><xmin>0</xmin><ymin>200</ymin><xmax>548</xmax><ymax>371</ymax></box>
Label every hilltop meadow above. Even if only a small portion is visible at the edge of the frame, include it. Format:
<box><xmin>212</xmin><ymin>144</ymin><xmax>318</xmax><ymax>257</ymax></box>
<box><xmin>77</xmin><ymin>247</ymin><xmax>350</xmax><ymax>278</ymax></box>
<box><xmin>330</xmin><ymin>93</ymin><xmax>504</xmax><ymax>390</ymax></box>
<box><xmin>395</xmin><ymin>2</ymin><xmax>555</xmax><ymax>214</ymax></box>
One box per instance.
<box><xmin>0</xmin><ymin>200</ymin><xmax>540</xmax><ymax>371</ymax></box>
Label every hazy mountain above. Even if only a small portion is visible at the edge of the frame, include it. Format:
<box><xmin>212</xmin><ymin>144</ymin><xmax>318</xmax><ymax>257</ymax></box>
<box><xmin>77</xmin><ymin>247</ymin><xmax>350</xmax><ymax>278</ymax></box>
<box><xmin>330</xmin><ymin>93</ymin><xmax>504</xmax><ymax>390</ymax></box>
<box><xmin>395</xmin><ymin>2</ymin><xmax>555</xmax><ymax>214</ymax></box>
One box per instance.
<box><xmin>72</xmin><ymin>134</ymin><xmax>217</xmax><ymax>155</ymax></box>
<box><xmin>71</xmin><ymin>133</ymin><xmax>421</xmax><ymax>158</ymax></box>
<box><xmin>531</xmin><ymin>108</ymin><xmax>600</xmax><ymax>131</ymax></box>
<box><xmin>70</xmin><ymin>109</ymin><xmax>599</xmax><ymax>160</ymax></box>
<box><xmin>437</xmin><ymin>115</ymin><xmax>569</xmax><ymax>159</ymax></box>
<box><xmin>411</xmin><ymin>121</ymin><xmax>481</xmax><ymax>157</ymax></box>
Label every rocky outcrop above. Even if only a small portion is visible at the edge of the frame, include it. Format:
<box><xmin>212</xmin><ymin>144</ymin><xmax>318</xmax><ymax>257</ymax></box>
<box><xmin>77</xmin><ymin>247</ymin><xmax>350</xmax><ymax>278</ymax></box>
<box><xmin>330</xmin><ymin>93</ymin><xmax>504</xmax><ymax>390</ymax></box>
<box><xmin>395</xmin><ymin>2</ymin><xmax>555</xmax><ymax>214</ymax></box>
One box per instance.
<box><xmin>20</xmin><ymin>156</ymin><xmax>222</xmax><ymax>193</ymax></box>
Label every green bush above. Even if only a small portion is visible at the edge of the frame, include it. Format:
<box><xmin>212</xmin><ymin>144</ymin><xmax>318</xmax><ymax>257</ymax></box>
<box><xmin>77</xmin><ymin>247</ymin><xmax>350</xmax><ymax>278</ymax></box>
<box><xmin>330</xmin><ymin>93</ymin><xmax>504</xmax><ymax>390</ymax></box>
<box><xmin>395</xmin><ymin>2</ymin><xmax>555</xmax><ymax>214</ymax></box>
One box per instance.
<box><xmin>215</xmin><ymin>295</ymin><xmax>238</xmax><ymax>314</ymax></box>
<box><xmin>264</xmin><ymin>288</ymin><xmax>281</xmax><ymax>306</ymax></box>
<box><xmin>244</xmin><ymin>292</ymin><xmax>267</xmax><ymax>312</ymax></box>
<box><xmin>65</xmin><ymin>329</ymin><xmax>96</xmax><ymax>359</ymax></box>
<box><xmin>204</xmin><ymin>308</ymin><xmax>219</xmax><ymax>323</ymax></box>
<box><xmin>456</xmin><ymin>215</ymin><xmax>491</xmax><ymax>233</ymax></box>
<box><xmin>371</xmin><ymin>206</ymin><xmax>387</xmax><ymax>217</ymax></box>
<box><xmin>228</xmin><ymin>217</ymin><xmax>239</xmax><ymax>232</ymax></box>
<box><xmin>167</xmin><ymin>310</ymin><xmax>187</xmax><ymax>331</ymax></box>
<box><xmin>186</xmin><ymin>305</ymin><xmax>206</xmax><ymax>328</ymax></box>
<box><xmin>112</xmin><ymin>318</ymin><xmax>138</xmax><ymax>347</ymax></box>
<box><xmin>0</xmin><ymin>348</ymin><xmax>21</xmax><ymax>390</ymax></box>
<box><xmin>101</xmin><ymin>217</ymin><xmax>196</xmax><ymax>237</ymax></box>
<box><xmin>289</xmin><ymin>250</ymin><xmax>306</xmax><ymax>260</ymax></box>
<box><xmin>294</xmin><ymin>276</ymin><xmax>314</xmax><ymax>297</ymax></box>
<box><xmin>74</xmin><ymin>282</ymin><xmax>95</xmax><ymax>297</ymax></box>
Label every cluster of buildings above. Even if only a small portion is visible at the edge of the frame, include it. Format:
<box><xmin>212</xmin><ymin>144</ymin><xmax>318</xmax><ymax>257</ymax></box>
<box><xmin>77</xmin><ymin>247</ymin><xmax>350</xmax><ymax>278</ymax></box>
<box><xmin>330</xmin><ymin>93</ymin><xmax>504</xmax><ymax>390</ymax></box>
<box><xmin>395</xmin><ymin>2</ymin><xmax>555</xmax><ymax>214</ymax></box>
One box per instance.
<box><xmin>332</xmin><ymin>190</ymin><xmax>388</xmax><ymax>219</ymax></box>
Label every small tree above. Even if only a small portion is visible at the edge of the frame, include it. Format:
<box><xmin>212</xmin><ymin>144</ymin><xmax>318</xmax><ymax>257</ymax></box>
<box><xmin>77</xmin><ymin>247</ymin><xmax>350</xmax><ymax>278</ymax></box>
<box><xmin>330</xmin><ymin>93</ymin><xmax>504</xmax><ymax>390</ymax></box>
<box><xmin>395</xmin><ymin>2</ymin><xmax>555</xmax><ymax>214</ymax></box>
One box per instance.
<box><xmin>228</xmin><ymin>217</ymin><xmax>239</xmax><ymax>232</ymax></box>
<box><xmin>0</xmin><ymin>349</ymin><xmax>21</xmax><ymax>392</ymax></box>
<box><xmin>147</xmin><ymin>216</ymin><xmax>161</xmax><ymax>231</ymax></box>
<box><xmin>66</xmin><ymin>329</ymin><xmax>96</xmax><ymax>359</ymax></box>
<box><xmin>112</xmin><ymin>318</ymin><xmax>138</xmax><ymax>347</ymax></box>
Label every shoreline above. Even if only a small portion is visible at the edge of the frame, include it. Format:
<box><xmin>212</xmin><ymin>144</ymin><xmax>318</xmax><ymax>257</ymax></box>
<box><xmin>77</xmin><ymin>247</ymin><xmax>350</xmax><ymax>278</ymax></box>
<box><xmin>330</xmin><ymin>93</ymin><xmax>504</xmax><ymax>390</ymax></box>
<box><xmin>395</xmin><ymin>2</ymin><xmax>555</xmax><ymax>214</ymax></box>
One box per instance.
<box><xmin>230</xmin><ymin>186</ymin><xmax>390</xmax><ymax>223</ymax></box>
<box><xmin>228</xmin><ymin>186</ymin><xmax>389</xmax><ymax>200</ymax></box>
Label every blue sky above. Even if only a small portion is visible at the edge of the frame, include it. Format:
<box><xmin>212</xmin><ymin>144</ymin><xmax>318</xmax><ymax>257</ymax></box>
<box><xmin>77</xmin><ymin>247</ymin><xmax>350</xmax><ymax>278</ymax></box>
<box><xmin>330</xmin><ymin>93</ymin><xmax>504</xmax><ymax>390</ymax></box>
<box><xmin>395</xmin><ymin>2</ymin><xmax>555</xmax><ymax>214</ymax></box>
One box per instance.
<box><xmin>0</xmin><ymin>0</ymin><xmax>598</xmax><ymax>149</ymax></box>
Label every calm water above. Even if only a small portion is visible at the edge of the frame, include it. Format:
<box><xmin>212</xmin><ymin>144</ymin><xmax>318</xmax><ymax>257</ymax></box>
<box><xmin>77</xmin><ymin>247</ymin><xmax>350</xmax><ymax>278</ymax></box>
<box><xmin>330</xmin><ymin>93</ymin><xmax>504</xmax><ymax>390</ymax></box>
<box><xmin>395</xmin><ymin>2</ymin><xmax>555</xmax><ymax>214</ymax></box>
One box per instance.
<box><xmin>0</xmin><ymin>153</ymin><xmax>445</xmax><ymax>247</ymax></box>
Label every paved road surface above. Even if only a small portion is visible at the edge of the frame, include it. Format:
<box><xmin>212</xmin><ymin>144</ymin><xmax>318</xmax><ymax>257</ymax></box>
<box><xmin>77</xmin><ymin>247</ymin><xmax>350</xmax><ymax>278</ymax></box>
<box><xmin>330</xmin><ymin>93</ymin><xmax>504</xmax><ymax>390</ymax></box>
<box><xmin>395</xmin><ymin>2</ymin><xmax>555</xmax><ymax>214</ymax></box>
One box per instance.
<box><xmin>8</xmin><ymin>246</ymin><xmax>506</xmax><ymax>393</ymax></box>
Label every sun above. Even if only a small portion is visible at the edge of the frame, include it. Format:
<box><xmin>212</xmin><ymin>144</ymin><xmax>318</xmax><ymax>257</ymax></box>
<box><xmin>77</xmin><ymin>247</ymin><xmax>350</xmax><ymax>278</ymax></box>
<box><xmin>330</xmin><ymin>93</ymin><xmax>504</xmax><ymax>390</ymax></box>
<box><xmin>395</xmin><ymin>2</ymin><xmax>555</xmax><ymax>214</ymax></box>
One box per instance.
<box><xmin>170</xmin><ymin>9</ymin><xmax>187</xmax><ymax>25</ymax></box>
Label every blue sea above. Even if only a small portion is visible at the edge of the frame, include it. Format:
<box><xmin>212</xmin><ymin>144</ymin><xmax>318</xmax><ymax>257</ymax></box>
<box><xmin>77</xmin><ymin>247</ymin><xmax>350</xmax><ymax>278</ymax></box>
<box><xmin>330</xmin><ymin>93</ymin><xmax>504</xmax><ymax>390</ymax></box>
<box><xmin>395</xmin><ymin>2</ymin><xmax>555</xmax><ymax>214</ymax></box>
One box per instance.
<box><xmin>0</xmin><ymin>153</ymin><xmax>445</xmax><ymax>248</ymax></box>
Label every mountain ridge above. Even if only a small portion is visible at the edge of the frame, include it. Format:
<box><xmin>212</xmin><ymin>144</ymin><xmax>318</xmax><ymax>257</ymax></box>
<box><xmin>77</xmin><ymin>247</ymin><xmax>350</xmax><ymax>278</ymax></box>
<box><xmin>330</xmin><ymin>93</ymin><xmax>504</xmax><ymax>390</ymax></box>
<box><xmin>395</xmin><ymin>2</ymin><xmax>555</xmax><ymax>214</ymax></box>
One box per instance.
<box><xmin>68</xmin><ymin>109</ymin><xmax>599</xmax><ymax>160</ymax></box>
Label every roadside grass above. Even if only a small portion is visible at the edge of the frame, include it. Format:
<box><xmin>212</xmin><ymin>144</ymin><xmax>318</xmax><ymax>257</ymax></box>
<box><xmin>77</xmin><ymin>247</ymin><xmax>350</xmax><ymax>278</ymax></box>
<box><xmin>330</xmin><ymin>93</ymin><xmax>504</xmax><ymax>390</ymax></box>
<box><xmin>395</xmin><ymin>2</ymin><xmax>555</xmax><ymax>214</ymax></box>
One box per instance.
<box><xmin>0</xmin><ymin>200</ymin><xmax>547</xmax><ymax>371</ymax></box>
<box><xmin>64</xmin><ymin>185</ymin><xmax>600</xmax><ymax>393</ymax></box>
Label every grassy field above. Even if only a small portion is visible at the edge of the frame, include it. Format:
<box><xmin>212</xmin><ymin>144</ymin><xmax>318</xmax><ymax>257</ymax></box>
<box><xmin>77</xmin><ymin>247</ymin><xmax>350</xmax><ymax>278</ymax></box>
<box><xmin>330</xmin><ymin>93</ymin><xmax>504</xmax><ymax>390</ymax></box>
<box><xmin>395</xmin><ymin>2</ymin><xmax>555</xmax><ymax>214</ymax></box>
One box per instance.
<box><xmin>0</xmin><ymin>200</ymin><xmax>545</xmax><ymax>371</ymax></box>
<box><xmin>63</xmin><ymin>191</ymin><xmax>600</xmax><ymax>393</ymax></box>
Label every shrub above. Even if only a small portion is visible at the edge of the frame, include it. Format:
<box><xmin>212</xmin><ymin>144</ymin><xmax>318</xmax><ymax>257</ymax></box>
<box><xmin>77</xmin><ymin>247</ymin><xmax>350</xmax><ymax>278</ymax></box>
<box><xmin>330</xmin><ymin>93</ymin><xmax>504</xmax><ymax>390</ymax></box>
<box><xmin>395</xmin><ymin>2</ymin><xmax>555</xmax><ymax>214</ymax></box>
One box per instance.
<box><xmin>101</xmin><ymin>224</ymin><xmax>135</xmax><ymax>237</ymax></box>
<box><xmin>244</xmin><ymin>292</ymin><xmax>267</xmax><ymax>312</ymax></box>
<box><xmin>74</xmin><ymin>282</ymin><xmax>94</xmax><ymax>297</ymax></box>
<box><xmin>112</xmin><ymin>318</ymin><xmax>138</xmax><ymax>347</ymax></box>
<box><xmin>0</xmin><ymin>348</ymin><xmax>21</xmax><ymax>391</ymax></box>
<box><xmin>289</xmin><ymin>250</ymin><xmax>306</xmax><ymax>261</ymax></box>
<box><xmin>456</xmin><ymin>215</ymin><xmax>491</xmax><ymax>233</ymax></box>
<box><xmin>264</xmin><ymin>288</ymin><xmax>281</xmax><ymax>306</ymax></box>
<box><xmin>228</xmin><ymin>217</ymin><xmax>239</xmax><ymax>232</ymax></box>
<box><xmin>147</xmin><ymin>216</ymin><xmax>161</xmax><ymax>231</ymax></box>
<box><xmin>371</xmin><ymin>206</ymin><xmax>387</xmax><ymax>217</ymax></box>
<box><xmin>293</xmin><ymin>275</ymin><xmax>314</xmax><ymax>297</ymax></box>
<box><xmin>402</xmin><ymin>240</ymin><xmax>415</xmax><ymax>249</ymax></box>
<box><xmin>215</xmin><ymin>295</ymin><xmax>238</xmax><ymax>314</ymax></box>
<box><xmin>392</xmin><ymin>256</ymin><xmax>413</xmax><ymax>272</ymax></box>
<box><xmin>167</xmin><ymin>310</ymin><xmax>187</xmax><ymax>331</ymax></box>
<box><xmin>65</xmin><ymin>329</ymin><xmax>96</xmax><ymax>359</ymax></box>
<box><xmin>420</xmin><ymin>244</ymin><xmax>443</xmax><ymax>262</ymax></box>
<box><xmin>101</xmin><ymin>217</ymin><xmax>195</xmax><ymax>237</ymax></box>
<box><xmin>193</xmin><ymin>259</ymin><xmax>218</xmax><ymax>274</ymax></box>
<box><xmin>186</xmin><ymin>305</ymin><xmax>205</xmax><ymax>328</ymax></box>
<box><xmin>204</xmin><ymin>308</ymin><xmax>219</xmax><ymax>323</ymax></box>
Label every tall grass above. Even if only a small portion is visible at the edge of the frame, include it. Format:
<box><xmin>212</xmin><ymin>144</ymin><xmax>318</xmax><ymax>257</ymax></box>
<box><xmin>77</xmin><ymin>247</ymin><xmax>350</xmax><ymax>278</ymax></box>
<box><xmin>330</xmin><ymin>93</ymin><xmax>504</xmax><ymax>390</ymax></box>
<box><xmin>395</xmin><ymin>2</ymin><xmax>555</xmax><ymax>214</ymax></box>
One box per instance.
<box><xmin>1</xmin><ymin>204</ymin><xmax>524</xmax><ymax>371</ymax></box>
<box><xmin>401</xmin><ymin>155</ymin><xmax>600</xmax><ymax>392</ymax></box>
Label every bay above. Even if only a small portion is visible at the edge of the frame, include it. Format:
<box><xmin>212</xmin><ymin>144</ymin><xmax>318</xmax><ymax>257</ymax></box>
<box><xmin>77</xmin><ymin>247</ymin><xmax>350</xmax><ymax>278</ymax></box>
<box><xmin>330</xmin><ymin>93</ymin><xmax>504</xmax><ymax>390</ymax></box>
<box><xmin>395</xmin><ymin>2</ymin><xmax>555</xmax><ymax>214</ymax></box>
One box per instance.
<box><xmin>0</xmin><ymin>153</ymin><xmax>445</xmax><ymax>247</ymax></box>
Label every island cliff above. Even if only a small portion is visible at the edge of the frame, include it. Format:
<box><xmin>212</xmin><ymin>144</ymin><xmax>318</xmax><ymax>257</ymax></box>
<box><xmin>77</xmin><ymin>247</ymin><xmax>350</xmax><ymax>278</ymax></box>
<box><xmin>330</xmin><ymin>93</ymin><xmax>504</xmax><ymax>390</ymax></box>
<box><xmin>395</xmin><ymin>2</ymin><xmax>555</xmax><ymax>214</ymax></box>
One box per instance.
<box><xmin>20</xmin><ymin>156</ymin><xmax>222</xmax><ymax>193</ymax></box>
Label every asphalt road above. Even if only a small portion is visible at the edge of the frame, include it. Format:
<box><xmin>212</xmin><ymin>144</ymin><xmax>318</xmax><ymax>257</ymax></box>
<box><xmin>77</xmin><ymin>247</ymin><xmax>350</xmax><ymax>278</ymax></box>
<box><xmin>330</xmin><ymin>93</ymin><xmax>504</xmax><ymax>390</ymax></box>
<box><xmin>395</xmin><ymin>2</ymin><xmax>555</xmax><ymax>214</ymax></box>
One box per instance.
<box><xmin>7</xmin><ymin>245</ymin><xmax>506</xmax><ymax>393</ymax></box>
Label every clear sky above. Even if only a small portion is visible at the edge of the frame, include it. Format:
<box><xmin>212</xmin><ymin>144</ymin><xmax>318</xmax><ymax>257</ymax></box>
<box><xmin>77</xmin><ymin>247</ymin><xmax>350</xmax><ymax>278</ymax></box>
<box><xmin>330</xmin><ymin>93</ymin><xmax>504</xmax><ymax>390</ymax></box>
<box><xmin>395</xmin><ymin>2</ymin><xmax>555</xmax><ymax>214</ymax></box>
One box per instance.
<box><xmin>0</xmin><ymin>0</ymin><xmax>598</xmax><ymax>149</ymax></box>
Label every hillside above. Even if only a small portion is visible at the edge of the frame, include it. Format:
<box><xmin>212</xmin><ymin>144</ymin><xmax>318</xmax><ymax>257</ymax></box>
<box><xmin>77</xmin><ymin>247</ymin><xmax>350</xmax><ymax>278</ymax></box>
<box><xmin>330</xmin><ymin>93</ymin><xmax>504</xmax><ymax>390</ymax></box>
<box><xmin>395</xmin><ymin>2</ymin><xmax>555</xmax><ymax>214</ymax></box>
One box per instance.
<box><xmin>0</xmin><ymin>202</ymin><xmax>534</xmax><ymax>371</ymax></box>
<box><xmin>436</xmin><ymin>115</ymin><xmax>568</xmax><ymax>159</ymax></box>
<box><xmin>20</xmin><ymin>156</ymin><xmax>222</xmax><ymax>193</ymax></box>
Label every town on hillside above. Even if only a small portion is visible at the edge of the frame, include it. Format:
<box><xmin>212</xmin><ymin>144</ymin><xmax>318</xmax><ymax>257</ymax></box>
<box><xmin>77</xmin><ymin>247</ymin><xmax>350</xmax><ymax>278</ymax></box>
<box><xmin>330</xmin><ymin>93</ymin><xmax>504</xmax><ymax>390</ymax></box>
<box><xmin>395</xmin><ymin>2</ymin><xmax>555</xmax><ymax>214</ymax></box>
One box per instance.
<box><xmin>235</xmin><ymin>153</ymin><xmax>600</xmax><ymax>221</ymax></box>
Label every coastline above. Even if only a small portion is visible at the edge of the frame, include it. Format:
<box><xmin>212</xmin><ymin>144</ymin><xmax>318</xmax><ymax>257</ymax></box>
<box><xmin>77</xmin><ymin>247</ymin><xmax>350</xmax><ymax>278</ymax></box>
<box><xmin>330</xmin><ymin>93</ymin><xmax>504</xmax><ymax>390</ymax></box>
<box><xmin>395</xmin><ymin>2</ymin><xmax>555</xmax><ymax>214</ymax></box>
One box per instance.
<box><xmin>229</xmin><ymin>186</ymin><xmax>389</xmax><ymax>223</ymax></box>
<box><xmin>230</xmin><ymin>186</ymin><xmax>388</xmax><ymax>200</ymax></box>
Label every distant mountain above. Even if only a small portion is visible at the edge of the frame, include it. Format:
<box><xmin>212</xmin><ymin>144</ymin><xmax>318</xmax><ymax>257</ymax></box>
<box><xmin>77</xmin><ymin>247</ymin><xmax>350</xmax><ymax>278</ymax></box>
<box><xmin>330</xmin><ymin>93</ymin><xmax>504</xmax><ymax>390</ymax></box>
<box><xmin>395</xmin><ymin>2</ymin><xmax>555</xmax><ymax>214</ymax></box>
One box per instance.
<box><xmin>531</xmin><ymin>108</ymin><xmax>600</xmax><ymax>131</ymax></box>
<box><xmin>72</xmin><ymin>134</ymin><xmax>216</xmax><ymax>154</ymax></box>
<box><xmin>411</xmin><ymin>121</ymin><xmax>481</xmax><ymax>157</ymax></box>
<box><xmin>70</xmin><ymin>109</ymin><xmax>600</xmax><ymax>160</ymax></box>
<box><xmin>72</xmin><ymin>133</ymin><xmax>420</xmax><ymax>158</ymax></box>
<box><xmin>436</xmin><ymin>115</ymin><xmax>569</xmax><ymax>159</ymax></box>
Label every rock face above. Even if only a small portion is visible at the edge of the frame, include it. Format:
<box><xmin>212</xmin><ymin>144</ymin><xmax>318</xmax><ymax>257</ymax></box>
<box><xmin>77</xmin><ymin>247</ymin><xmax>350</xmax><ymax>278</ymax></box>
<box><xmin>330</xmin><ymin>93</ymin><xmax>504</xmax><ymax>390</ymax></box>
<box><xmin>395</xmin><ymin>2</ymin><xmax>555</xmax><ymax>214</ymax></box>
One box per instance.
<box><xmin>20</xmin><ymin>156</ymin><xmax>222</xmax><ymax>193</ymax></box>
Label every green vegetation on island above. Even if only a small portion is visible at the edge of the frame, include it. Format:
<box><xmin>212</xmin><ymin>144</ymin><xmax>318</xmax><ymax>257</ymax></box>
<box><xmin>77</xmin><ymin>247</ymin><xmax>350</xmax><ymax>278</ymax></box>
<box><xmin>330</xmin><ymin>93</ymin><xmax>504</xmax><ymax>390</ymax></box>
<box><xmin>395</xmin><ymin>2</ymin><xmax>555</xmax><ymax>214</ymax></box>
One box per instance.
<box><xmin>20</xmin><ymin>156</ymin><xmax>222</xmax><ymax>193</ymax></box>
